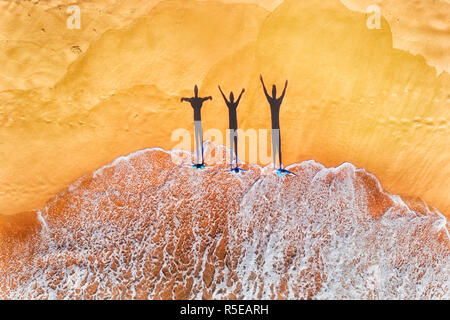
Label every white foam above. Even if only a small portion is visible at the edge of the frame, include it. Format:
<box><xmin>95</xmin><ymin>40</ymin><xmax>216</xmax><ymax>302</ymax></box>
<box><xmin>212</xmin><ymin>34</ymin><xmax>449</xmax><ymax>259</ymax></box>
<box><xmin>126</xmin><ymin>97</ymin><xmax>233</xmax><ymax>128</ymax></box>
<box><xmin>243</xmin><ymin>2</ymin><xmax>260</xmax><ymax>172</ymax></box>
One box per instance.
<box><xmin>1</xmin><ymin>143</ymin><xmax>448</xmax><ymax>299</ymax></box>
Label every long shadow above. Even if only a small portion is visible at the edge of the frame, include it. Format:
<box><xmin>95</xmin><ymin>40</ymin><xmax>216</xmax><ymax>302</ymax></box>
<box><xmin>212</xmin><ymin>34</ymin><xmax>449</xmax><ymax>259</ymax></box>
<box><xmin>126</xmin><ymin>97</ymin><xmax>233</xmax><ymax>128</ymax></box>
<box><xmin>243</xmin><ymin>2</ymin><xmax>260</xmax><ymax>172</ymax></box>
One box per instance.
<box><xmin>218</xmin><ymin>85</ymin><xmax>245</xmax><ymax>170</ymax></box>
<box><xmin>181</xmin><ymin>85</ymin><xmax>212</xmax><ymax>167</ymax></box>
<box><xmin>260</xmin><ymin>75</ymin><xmax>288</xmax><ymax>171</ymax></box>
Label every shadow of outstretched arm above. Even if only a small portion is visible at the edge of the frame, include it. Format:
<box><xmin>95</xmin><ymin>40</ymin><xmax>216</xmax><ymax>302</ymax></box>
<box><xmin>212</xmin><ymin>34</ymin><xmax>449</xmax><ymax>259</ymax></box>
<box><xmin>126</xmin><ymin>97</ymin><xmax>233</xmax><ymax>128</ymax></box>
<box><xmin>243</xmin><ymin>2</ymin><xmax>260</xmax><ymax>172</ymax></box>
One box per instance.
<box><xmin>260</xmin><ymin>75</ymin><xmax>272</xmax><ymax>102</ymax></box>
<box><xmin>279</xmin><ymin>80</ymin><xmax>288</xmax><ymax>101</ymax></box>
<box><xmin>218</xmin><ymin>85</ymin><xmax>229</xmax><ymax>104</ymax></box>
<box><xmin>236</xmin><ymin>88</ymin><xmax>245</xmax><ymax>105</ymax></box>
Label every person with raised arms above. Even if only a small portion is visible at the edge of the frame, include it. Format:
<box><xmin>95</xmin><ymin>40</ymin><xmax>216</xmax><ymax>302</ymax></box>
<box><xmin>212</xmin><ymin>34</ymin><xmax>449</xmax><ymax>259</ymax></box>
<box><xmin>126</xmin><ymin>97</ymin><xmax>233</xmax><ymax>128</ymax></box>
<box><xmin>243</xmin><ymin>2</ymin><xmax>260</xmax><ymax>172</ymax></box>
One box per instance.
<box><xmin>260</xmin><ymin>75</ymin><xmax>294</xmax><ymax>176</ymax></box>
<box><xmin>218</xmin><ymin>85</ymin><xmax>245</xmax><ymax>172</ymax></box>
<box><xmin>181</xmin><ymin>85</ymin><xmax>212</xmax><ymax>169</ymax></box>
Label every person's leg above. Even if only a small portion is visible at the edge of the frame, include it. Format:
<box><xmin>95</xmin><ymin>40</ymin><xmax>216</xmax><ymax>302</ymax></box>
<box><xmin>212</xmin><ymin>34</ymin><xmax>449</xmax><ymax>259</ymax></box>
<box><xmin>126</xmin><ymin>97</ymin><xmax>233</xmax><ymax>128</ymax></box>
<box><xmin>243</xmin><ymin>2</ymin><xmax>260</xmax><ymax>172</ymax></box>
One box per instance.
<box><xmin>271</xmin><ymin>129</ymin><xmax>280</xmax><ymax>169</ymax></box>
<box><xmin>230</xmin><ymin>129</ymin><xmax>239</xmax><ymax>168</ymax></box>
<box><xmin>199</xmin><ymin>121</ymin><xmax>203</xmax><ymax>164</ymax></box>
<box><xmin>194</xmin><ymin>122</ymin><xmax>199</xmax><ymax>164</ymax></box>
<box><xmin>194</xmin><ymin>121</ymin><xmax>203</xmax><ymax>164</ymax></box>
<box><xmin>278</xmin><ymin>130</ymin><xmax>282</xmax><ymax>170</ymax></box>
<box><xmin>201</xmin><ymin>128</ymin><xmax>204</xmax><ymax>164</ymax></box>
<box><xmin>229</xmin><ymin>129</ymin><xmax>234</xmax><ymax>168</ymax></box>
<box><xmin>234</xmin><ymin>134</ymin><xmax>238</xmax><ymax>167</ymax></box>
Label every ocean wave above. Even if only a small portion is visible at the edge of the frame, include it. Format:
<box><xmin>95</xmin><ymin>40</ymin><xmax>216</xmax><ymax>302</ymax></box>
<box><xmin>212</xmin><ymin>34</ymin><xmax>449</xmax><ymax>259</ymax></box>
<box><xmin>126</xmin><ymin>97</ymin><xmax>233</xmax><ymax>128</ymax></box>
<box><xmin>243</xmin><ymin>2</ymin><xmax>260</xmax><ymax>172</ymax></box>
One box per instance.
<box><xmin>0</xmin><ymin>141</ymin><xmax>448</xmax><ymax>299</ymax></box>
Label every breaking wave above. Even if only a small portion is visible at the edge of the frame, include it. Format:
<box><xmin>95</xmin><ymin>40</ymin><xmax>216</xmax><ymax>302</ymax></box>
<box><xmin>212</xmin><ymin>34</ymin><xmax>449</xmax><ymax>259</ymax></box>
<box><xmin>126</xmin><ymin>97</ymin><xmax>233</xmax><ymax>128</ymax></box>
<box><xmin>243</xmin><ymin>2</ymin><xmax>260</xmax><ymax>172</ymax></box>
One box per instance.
<box><xmin>0</xmin><ymin>142</ymin><xmax>448</xmax><ymax>299</ymax></box>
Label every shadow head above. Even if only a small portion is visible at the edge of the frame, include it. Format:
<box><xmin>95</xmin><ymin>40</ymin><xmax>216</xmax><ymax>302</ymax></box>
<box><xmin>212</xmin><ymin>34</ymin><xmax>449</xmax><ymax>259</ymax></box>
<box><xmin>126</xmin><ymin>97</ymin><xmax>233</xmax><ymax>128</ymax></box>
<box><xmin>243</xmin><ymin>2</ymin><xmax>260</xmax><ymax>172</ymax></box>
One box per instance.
<box><xmin>194</xmin><ymin>85</ymin><xmax>199</xmax><ymax>97</ymax></box>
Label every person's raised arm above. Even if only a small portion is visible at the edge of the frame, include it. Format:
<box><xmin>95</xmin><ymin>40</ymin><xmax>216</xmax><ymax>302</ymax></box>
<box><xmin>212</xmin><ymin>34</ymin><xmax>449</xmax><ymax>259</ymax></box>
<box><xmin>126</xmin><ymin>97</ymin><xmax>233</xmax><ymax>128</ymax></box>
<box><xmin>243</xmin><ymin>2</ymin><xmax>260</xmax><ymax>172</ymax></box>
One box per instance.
<box><xmin>260</xmin><ymin>75</ymin><xmax>271</xmax><ymax>100</ymax></box>
<box><xmin>218</xmin><ymin>85</ymin><xmax>228</xmax><ymax>103</ymax></box>
<box><xmin>236</xmin><ymin>88</ymin><xmax>245</xmax><ymax>105</ymax></box>
<box><xmin>279</xmin><ymin>80</ymin><xmax>288</xmax><ymax>101</ymax></box>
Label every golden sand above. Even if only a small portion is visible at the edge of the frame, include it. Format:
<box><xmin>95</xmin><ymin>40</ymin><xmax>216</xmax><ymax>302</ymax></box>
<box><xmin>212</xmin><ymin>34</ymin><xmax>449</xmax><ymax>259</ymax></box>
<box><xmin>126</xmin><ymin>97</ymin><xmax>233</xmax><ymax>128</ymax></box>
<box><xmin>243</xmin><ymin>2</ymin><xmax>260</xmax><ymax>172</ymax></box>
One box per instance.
<box><xmin>0</xmin><ymin>0</ymin><xmax>449</xmax><ymax>216</ymax></box>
